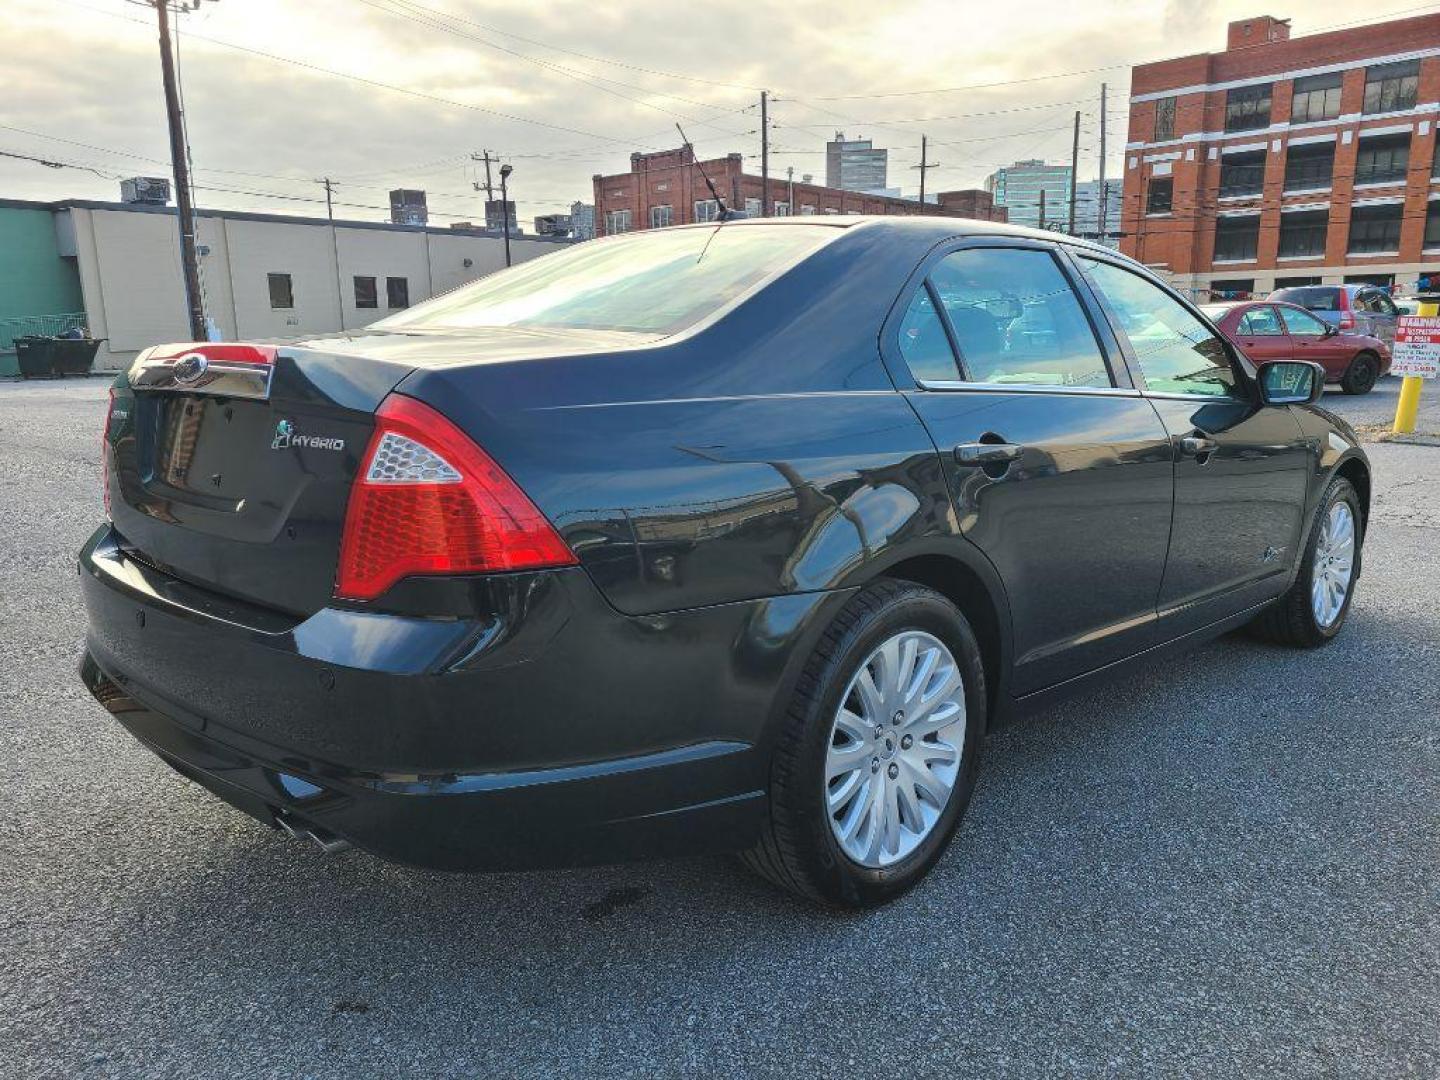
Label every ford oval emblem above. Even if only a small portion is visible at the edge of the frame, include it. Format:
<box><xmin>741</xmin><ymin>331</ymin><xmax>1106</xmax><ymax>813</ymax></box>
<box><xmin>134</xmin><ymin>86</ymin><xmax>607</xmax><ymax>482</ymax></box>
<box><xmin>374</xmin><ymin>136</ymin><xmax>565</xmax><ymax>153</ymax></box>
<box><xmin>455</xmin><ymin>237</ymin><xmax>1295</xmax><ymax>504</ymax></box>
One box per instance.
<box><xmin>173</xmin><ymin>353</ymin><xmax>209</xmax><ymax>385</ymax></box>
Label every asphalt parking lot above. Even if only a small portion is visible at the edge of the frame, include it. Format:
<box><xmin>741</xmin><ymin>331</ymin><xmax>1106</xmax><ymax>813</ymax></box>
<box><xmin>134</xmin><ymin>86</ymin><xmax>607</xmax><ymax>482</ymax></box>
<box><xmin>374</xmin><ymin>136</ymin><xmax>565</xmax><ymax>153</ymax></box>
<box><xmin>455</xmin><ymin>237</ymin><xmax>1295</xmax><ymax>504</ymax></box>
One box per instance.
<box><xmin>2</xmin><ymin>376</ymin><xmax>1437</xmax><ymax>1079</ymax></box>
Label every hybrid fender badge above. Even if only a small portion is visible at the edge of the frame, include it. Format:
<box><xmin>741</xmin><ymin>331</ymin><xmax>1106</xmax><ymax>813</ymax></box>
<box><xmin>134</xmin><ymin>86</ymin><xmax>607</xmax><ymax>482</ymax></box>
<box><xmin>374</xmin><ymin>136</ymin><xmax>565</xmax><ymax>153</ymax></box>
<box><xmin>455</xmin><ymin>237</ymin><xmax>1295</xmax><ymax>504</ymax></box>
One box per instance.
<box><xmin>272</xmin><ymin>419</ymin><xmax>345</xmax><ymax>453</ymax></box>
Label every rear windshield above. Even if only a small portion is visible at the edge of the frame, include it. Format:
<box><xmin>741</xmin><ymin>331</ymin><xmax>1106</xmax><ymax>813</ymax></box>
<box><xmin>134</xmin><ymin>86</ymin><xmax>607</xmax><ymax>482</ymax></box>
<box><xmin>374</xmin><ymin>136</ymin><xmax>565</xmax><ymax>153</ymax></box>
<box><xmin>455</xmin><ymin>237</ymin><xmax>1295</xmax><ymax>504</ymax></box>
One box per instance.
<box><xmin>1270</xmin><ymin>286</ymin><xmax>1340</xmax><ymax>311</ymax></box>
<box><xmin>376</xmin><ymin>224</ymin><xmax>835</xmax><ymax>337</ymax></box>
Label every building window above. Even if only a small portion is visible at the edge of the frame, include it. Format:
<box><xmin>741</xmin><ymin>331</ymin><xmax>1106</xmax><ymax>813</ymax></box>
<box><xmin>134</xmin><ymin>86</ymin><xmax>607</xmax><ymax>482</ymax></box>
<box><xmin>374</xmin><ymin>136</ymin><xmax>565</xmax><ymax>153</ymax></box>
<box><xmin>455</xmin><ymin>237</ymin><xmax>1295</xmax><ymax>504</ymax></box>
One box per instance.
<box><xmin>694</xmin><ymin>199</ymin><xmax>722</xmax><ymax>223</ymax></box>
<box><xmin>1153</xmin><ymin>96</ymin><xmax>1176</xmax><ymax>142</ymax></box>
<box><xmin>1275</xmin><ymin>276</ymin><xmax>1323</xmax><ymax>288</ymax></box>
<box><xmin>1290</xmin><ymin>72</ymin><xmax>1343</xmax><ymax>124</ymax></box>
<box><xmin>1363</xmin><ymin>60</ymin><xmax>1419</xmax><ymax>115</ymax></box>
<box><xmin>1284</xmin><ymin>142</ymin><xmax>1335</xmax><ymax>191</ymax></box>
<box><xmin>1434</xmin><ymin>136</ymin><xmax>1440</xmax><ymax>177</ymax></box>
<box><xmin>267</xmin><ymin>272</ymin><xmax>293</xmax><ymax>310</ymax></box>
<box><xmin>774</xmin><ymin>201</ymin><xmax>790</xmax><ymax>216</ymax></box>
<box><xmin>744</xmin><ymin>198</ymin><xmax>762</xmax><ymax>217</ymax></box>
<box><xmin>1278</xmin><ymin>210</ymin><xmax>1329</xmax><ymax>258</ymax></box>
<box><xmin>1425</xmin><ymin>204</ymin><xmax>1440</xmax><ymax>249</ymax></box>
<box><xmin>1214</xmin><ymin>216</ymin><xmax>1260</xmax><ymax>262</ymax></box>
<box><xmin>354</xmin><ymin>276</ymin><xmax>378</xmax><ymax>309</ymax></box>
<box><xmin>1224</xmin><ymin>84</ymin><xmax>1272</xmax><ymax>132</ymax></box>
<box><xmin>799</xmin><ymin>205</ymin><xmax>816</xmax><ymax>216</ymax></box>
<box><xmin>604</xmin><ymin>209</ymin><xmax>632</xmax><ymax>234</ymax></box>
<box><xmin>386</xmin><ymin>276</ymin><xmax>409</xmax><ymax>309</ymax></box>
<box><xmin>1347</xmin><ymin>204</ymin><xmax>1403</xmax><ymax>253</ymax></box>
<box><xmin>1353</xmin><ymin>133</ymin><xmax>1411</xmax><ymax>185</ymax></box>
<box><xmin>1219</xmin><ymin>150</ymin><xmax>1266</xmax><ymax>197</ymax></box>
<box><xmin>1209</xmin><ymin>278</ymin><xmax>1256</xmax><ymax>299</ymax></box>
<box><xmin>1146</xmin><ymin>178</ymin><xmax>1173</xmax><ymax>214</ymax></box>
<box><xmin>649</xmin><ymin>204</ymin><xmax>673</xmax><ymax>229</ymax></box>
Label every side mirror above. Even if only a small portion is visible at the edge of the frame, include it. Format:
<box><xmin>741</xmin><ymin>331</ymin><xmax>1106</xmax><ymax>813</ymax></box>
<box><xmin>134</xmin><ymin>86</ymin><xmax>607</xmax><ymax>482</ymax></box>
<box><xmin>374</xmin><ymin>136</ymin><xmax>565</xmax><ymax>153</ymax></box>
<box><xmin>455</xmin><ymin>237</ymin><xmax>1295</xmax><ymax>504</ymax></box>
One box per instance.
<box><xmin>1257</xmin><ymin>360</ymin><xmax>1324</xmax><ymax>405</ymax></box>
<box><xmin>1322</xmin><ymin>323</ymin><xmax>1339</xmax><ymax>338</ymax></box>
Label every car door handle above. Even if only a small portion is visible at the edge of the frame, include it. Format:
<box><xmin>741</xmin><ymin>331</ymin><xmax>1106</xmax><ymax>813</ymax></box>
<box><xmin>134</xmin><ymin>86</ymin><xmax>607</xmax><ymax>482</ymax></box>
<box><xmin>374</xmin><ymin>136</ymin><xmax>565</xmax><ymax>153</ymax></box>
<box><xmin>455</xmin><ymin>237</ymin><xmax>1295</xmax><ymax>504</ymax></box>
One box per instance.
<box><xmin>1178</xmin><ymin>436</ymin><xmax>1218</xmax><ymax>457</ymax></box>
<box><xmin>955</xmin><ymin>442</ymin><xmax>1023</xmax><ymax>467</ymax></box>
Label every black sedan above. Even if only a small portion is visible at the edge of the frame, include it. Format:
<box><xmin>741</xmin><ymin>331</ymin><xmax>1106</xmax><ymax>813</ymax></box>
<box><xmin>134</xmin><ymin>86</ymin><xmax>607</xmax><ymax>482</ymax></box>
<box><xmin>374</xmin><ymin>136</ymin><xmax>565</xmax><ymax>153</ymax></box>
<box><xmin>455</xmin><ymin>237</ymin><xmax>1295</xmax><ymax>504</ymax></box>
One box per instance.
<box><xmin>80</xmin><ymin>218</ymin><xmax>1368</xmax><ymax>908</ymax></box>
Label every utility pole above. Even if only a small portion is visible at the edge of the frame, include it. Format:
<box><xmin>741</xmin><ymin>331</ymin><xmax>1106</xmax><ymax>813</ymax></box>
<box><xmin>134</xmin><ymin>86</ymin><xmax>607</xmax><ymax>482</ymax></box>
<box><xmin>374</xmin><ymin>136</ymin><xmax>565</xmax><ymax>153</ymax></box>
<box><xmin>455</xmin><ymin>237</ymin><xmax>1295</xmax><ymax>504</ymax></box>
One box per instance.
<box><xmin>472</xmin><ymin>150</ymin><xmax>498</xmax><ymax>228</ymax></box>
<box><xmin>760</xmin><ymin>90</ymin><xmax>770</xmax><ymax>217</ymax></box>
<box><xmin>318</xmin><ymin>177</ymin><xmax>336</xmax><ymax>221</ymax></box>
<box><xmin>912</xmin><ymin>135</ymin><xmax>939</xmax><ymax>206</ymax></box>
<box><xmin>152</xmin><ymin>0</ymin><xmax>207</xmax><ymax>341</ymax></box>
<box><xmin>1068</xmin><ymin>110</ymin><xmax>1080</xmax><ymax>236</ymax></box>
<box><xmin>1097</xmin><ymin>83</ymin><xmax>1108</xmax><ymax>242</ymax></box>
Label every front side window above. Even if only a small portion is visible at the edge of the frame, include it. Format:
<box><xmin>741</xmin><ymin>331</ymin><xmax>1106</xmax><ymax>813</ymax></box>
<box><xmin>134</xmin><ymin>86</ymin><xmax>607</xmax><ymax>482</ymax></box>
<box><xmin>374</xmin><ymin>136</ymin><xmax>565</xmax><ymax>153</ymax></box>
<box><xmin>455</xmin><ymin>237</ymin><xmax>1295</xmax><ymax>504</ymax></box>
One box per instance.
<box><xmin>1080</xmin><ymin>257</ymin><xmax>1239</xmax><ymax>397</ymax></box>
<box><xmin>1348</xmin><ymin>204</ymin><xmax>1403</xmax><ymax>253</ymax></box>
<box><xmin>386</xmin><ymin>276</ymin><xmax>409</xmax><ymax>309</ymax></box>
<box><xmin>1354</xmin><ymin>133</ymin><xmax>1411</xmax><ymax>184</ymax></box>
<box><xmin>1278</xmin><ymin>210</ymin><xmax>1329</xmax><ymax>258</ymax></box>
<box><xmin>1278</xmin><ymin>305</ymin><xmax>1329</xmax><ymax>336</ymax></box>
<box><xmin>896</xmin><ymin>285</ymin><xmax>959</xmax><ymax>383</ymax></box>
<box><xmin>926</xmin><ymin>247</ymin><xmax>1111</xmax><ymax>388</ymax></box>
<box><xmin>649</xmin><ymin>204</ymin><xmax>673</xmax><ymax>229</ymax></box>
<box><xmin>267</xmin><ymin>272</ymin><xmax>293</xmax><ymax>310</ymax></box>
<box><xmin>1225</xmin><ymin>84</ymin><xmax>1273</xmax><ymax>132</ymax></box>
<box><xmin>1284</xmin><ymin>142</ymin><xmax>1335</xmax><ymax>190</ymax></box>
<box><xmin>1214</xmin><ymin>216</ymin><xmax>1260</xmax><ymax>262</ymax></box>
<box><xmin>1239</xmin><ymin>306</ymin><xmax>1284</xmax><ymax>335</ymax></box>
<box><xmin>1364</xmin><ymin>60</ymin><xmax>1419</xmax><ymax>114</ymax></box>
<box><xmin>1146</xmin><ymin>178</ymin><xmax>1173</xmax><ymax>214</ymax></box>
<box><xmin>1154</xmin><ymin>96</ymin><xmax>1176</xmax><ymax>141</ymax></box>
<box><xmin>1291</xmin><ymin>72</ymin><xmax>1343</xmax><ymax>123</ymax></box>
<box><xmin>354</xmin><ymin>276</ymin><xmax>378</xmax><ymax>309</ymax></box>
<box><xmin>375</xmin><ymin>223</ymin><xmax>834</xmax><ymax>337</ymax></box>
<box><xmin>1219</xmin><ymin>150</ymin><xmax>1266</xmax><ymax>197</ymax></box>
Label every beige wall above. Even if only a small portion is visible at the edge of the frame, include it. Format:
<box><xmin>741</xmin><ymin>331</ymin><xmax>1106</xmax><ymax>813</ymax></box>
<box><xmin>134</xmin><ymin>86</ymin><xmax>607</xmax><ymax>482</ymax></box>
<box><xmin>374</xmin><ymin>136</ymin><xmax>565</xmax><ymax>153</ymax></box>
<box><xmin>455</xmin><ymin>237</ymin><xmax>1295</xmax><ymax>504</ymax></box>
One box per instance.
<box><xmin>63</xmin><ymin>206</ymin><xmax>569</xmax><ymax>369</ymax></box>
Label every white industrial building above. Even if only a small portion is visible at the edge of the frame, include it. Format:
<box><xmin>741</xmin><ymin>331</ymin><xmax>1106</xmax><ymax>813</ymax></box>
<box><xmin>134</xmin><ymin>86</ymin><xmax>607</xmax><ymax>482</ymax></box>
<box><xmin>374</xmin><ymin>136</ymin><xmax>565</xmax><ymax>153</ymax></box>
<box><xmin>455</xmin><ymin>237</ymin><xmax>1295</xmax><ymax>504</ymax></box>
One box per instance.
<box><xmin>15</xmin><ymin>198</ymin><xmax>574</xmax><ymax>371</ymax></box>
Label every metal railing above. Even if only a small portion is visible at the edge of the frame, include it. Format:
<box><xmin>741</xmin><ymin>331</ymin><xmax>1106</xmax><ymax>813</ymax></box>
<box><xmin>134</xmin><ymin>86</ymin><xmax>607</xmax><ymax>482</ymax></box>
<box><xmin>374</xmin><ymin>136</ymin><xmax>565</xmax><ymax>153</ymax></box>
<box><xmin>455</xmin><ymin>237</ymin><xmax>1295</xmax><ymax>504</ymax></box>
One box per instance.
<box><xmin>0</xmin><ymin>313</ymin><xmax>88</xmax><ymax>353</ymax></box>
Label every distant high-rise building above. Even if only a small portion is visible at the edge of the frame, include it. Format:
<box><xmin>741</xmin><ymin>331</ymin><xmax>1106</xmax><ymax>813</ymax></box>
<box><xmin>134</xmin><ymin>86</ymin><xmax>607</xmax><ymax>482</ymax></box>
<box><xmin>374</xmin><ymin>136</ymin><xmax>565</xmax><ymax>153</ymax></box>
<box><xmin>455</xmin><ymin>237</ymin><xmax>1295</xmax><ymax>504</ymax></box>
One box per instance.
<box><xmin>569</xmin><ymin>201</ymin><xmax>596</xmax><ymax>240</ymax></box>
<box><xmin>825</xmin><ymin>132</ymin><xmax>889</xmax><ymax>193</ymax></box>
<box><xmin>984</xmin><ymin>161</ymin><xmax>1072</xmax><ymax>230</ymax></box>
<box><xmin>1071</xmin><ymin>178</ymin><xmax>1123</xmax><ymax>247</ymax></box>
<box><xmin>388</xmin><ymin>189</ymin><xmax>428</xmax><ymax>226</ymax></box>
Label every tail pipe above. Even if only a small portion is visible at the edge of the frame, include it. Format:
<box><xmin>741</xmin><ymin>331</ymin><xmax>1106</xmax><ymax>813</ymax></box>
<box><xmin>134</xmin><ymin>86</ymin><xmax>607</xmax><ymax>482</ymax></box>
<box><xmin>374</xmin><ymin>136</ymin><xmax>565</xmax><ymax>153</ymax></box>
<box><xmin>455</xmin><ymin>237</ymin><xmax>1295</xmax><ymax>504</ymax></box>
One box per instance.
<box><xmin>276</xmin><ymin>814</ymin><xmax>352</xmax><ymax>854</ymax></box>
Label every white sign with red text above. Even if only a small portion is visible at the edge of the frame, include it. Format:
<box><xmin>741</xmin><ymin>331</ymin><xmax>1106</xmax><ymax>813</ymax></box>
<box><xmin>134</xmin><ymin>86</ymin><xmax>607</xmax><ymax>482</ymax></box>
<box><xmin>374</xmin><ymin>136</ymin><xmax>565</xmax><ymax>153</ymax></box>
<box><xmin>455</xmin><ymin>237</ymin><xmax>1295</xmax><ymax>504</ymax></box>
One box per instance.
<box><xmin>1393</xmin><ymin>316</ymin><xmax>1440</xmax><ymax>378</ymax></box>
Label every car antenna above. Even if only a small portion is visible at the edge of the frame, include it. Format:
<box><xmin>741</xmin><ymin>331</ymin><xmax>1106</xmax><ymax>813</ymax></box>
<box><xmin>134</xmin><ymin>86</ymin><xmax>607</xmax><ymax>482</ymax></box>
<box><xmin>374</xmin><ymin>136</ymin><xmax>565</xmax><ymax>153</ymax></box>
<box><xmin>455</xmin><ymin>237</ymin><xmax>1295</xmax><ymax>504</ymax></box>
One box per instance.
<box><xmin>675</xmin><ymin>123</ymin><xmax>731</xmax><ymax>221</ymax></box>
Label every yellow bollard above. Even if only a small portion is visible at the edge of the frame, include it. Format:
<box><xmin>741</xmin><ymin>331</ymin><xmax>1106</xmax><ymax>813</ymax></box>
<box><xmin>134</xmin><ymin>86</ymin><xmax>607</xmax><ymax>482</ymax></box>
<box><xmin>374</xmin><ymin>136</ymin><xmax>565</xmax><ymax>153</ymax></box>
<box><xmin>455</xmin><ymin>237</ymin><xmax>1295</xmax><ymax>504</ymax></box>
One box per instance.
<box><xmin>1393</xmin><ymin>298</ymin><xmax>1435</xmax><ymax>434</ymax></box>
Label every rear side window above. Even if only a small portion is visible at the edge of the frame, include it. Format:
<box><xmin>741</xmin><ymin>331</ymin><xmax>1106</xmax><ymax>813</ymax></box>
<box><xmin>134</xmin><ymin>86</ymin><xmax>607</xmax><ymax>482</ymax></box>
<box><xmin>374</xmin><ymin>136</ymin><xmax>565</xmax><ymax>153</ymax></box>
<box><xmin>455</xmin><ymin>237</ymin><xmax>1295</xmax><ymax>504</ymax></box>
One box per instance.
<box><xmin>925</xmin><ymin>248</ymin><xmax>1112</xmax><ymax>388</ymax></box>
<box><xmin>1080</xmin><ymin>257</ymin><xmax>1239</xmax><ymax>398</ymax></box>
<box><xmin>1271</xmin><ymin>286</ymin><xmax>1340</xmax><ymax>312</ymax></box>
<box><xmin>897</xmin><ymin>286</ymin><xmax>959</xmax><ymax>383</ymax></box>
<box><xmin>1239</xmin><ymin>306</ymin><xmax>1284</xmax><ymax>335</ymax></box>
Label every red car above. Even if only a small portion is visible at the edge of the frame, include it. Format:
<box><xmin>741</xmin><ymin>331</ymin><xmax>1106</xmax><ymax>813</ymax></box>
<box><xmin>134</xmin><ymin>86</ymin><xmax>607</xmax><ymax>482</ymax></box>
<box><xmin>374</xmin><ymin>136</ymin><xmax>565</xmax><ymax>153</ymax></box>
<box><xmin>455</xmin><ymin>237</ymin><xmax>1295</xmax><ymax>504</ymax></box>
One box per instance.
<box><xmin>1200</xmin><ymin>300</ymin><xmax>1391</xmax><ymax>395</ymax></box>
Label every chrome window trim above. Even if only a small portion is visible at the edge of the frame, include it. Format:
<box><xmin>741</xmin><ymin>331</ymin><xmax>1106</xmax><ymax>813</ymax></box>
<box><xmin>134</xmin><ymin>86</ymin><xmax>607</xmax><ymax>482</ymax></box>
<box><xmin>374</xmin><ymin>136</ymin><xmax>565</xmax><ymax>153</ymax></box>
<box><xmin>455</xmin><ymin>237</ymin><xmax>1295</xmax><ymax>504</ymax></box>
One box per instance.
<box><xmin>914</xmin><ymin>379</ymin><xmax>1141</xmax><ymax>398</ymax></box>
<box><xmin>1140</xmin><ymin>390</ymin><xmax>1249</xmax><ymax>402</ymax></box>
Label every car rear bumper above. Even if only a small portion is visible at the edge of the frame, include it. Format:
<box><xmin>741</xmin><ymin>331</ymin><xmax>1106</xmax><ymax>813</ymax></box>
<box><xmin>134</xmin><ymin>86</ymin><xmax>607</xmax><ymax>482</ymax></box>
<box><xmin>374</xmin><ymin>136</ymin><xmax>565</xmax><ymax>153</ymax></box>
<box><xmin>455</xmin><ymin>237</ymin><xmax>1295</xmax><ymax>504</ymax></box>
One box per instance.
<box><xmin>77</xmin><ymin>526</ymin><xmax>784</xmax><ymax>871</ymax></box>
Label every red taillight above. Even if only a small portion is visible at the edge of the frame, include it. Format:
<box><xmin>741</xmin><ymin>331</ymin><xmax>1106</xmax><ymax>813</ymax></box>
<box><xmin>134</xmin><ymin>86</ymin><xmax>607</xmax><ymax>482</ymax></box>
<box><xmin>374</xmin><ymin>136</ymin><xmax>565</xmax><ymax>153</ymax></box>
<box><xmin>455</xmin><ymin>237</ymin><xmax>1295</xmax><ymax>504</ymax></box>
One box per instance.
<box><xmin>335</xmin><ymin>394</ymin><xmax>576</xmax><ymax>601</ymax></box>
<box><xmin>1337</xmin><ymin>312</ymin><xmax>1356</xmax><ymax>330</ymax></box>
<box><xmin>102</xmin><ymin>387</ymin><xmax>116</xmax><ymax>519</ymax></box>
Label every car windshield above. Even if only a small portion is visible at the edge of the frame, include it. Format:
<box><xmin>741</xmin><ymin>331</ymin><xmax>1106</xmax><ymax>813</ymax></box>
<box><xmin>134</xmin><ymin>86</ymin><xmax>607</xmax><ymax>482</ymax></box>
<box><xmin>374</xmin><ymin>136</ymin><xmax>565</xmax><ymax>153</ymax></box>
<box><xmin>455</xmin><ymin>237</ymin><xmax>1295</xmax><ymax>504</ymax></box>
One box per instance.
<box><xmin>375</xmin><ymin>224</ymin><xmax>836</xmax><ymax>337</ymax></box>
<box><xmin>1271</xmin><ymin>286</ymin><xmax>1340</xmax><ymax>311</ymax></box>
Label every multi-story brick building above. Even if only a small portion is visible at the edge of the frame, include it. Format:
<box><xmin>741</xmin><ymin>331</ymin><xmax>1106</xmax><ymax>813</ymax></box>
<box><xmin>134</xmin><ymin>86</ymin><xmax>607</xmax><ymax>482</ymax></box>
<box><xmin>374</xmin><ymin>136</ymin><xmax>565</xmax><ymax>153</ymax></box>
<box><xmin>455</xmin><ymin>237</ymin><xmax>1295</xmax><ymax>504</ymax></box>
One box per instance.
<box><xmin>1121</xmin><ymin>12</ymin><xmax>1440</xmax><ymax>299</ymax></box>
<box><xmin>592</xmin><ymin>147</ymin><xmax>1004</xmax><ymax>236</ymax></box>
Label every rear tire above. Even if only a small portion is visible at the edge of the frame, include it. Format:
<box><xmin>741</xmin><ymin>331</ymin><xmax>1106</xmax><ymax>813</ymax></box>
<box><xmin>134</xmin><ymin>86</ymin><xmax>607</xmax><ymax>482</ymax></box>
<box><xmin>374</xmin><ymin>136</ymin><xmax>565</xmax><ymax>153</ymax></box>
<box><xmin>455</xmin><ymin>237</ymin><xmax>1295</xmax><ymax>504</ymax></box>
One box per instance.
<box><xmin>1340</xmin><ymin>351</ymin><xmax>1379</xmax><ymax>395</ymax></box>
<box><xmin>741</xmin><ymin>580</ymin><xmax>986</xmax><ymax>908</ymax></box>
<box><xmin>1249</xmin><ymin>476</ymin><xmax>1362</xmax><ymax>648</ymax></box>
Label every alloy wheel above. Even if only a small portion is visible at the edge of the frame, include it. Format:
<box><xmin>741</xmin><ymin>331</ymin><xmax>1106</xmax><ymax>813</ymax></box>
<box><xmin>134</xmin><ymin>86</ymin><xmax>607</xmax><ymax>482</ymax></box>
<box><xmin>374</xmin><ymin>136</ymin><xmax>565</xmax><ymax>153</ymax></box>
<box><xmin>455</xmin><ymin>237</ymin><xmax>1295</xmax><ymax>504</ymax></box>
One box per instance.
<box><xmin>1311</xmin><ymin>502</ymin><xmax>1355</xmax><ymax>629</ymax></box>
<box><xmin>824</xmin><ymin>630</ymin><xmax>966</xmax><ymax>868</ymax></box>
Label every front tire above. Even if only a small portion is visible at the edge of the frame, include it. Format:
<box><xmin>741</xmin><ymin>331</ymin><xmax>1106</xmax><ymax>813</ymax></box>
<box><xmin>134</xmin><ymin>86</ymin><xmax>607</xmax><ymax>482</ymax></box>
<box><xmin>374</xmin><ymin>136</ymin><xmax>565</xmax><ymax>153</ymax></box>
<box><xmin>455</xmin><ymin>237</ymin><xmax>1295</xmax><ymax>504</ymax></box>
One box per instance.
<box><xmin>1249</xmin><ymin>476</ymin><xmax>1362</xmax><ymax>647</ymax></box>
<box><xmin>741</xmin><ymin>580</ymin><xmax>986</xmax><ymax>908</ymax></box>
<box><xmin>1341</xmin><ymin>352</ymin><xmax>1379</xmax><ymax>395</ymax></box>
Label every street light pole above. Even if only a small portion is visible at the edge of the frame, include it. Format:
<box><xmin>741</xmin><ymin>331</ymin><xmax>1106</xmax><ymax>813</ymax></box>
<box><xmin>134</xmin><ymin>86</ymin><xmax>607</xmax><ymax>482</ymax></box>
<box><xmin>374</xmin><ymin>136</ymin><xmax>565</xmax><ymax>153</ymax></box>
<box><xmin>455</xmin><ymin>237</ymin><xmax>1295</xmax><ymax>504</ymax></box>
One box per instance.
<box><xmin>499</xmin><ymin>164</ymin><xmax>513</xmax><ymax>267</ymax></box>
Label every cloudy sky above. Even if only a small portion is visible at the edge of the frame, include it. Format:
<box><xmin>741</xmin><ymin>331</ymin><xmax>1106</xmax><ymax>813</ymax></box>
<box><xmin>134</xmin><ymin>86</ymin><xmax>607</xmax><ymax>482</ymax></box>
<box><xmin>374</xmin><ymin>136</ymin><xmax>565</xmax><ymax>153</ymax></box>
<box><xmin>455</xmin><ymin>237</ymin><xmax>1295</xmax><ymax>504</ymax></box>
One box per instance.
<box><xmin>0</xmin><ymin>0</ymin><xmax>1425</xmax><ymax>226</ymax></box>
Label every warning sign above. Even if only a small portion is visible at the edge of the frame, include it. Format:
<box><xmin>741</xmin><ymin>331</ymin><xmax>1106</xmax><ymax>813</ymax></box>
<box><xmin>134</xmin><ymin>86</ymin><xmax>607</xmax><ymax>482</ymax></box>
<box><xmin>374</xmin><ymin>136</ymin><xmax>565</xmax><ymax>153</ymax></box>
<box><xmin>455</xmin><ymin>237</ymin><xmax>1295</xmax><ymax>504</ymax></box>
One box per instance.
<box><xmin>1393</xmin><ymin>316</ymin><xmax>1440</xmax><ymax>378</ymax></box>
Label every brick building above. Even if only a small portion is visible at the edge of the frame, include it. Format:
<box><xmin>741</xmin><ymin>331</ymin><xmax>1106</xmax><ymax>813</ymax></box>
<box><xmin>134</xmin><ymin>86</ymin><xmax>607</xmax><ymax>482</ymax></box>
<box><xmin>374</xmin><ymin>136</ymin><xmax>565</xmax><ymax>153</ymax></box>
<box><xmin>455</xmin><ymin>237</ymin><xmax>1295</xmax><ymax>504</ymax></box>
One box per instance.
<box><xmin>592</xmin><ymin>147</ymin><xmax>1005</xmax><ymax>236</ymax></box>
<box><xmin>1121</xmin><ymin>12</ymin><xmax>1440</xmax><ymax>299</ymax></box>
